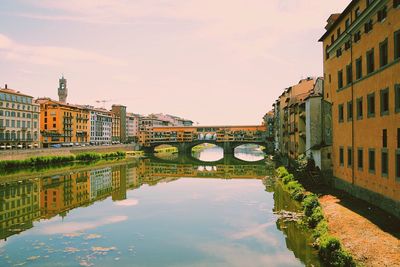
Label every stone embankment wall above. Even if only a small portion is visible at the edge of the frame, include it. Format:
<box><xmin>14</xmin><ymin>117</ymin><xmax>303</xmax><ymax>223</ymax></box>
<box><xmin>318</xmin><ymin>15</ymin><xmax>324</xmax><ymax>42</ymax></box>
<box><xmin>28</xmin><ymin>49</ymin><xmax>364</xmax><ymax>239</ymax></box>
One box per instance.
<box><xmin>0</xmin><ymin>144</ymin><xmax>140</xmax><ymax>161</ymax></box>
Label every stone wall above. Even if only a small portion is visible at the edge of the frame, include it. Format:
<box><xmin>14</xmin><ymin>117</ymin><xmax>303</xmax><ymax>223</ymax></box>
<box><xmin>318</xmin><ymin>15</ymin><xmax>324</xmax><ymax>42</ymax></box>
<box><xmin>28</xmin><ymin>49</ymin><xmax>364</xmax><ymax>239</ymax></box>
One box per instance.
<box><xmin>326</xmin><ymin>175</ymin><xmax>400</xmax><ymax>220</ymax></box>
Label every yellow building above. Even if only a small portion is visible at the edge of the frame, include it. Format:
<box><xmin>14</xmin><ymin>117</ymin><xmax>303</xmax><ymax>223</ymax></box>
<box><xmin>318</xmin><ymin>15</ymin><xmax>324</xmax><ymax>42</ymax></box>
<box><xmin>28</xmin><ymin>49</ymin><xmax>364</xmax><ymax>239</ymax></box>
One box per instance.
<box><xmin>35</xmin><ymin>98</ymin><xmax>90</xmax><ymax>147</ymax></box>
<box><xmin>320</xmin><ymin>0</ymin><xmax>400</xmax><ymax>216</ymax></box>
<box><xmin>0</xmin><ymin>179</ymin><xmax>41</xmax><ymax>240</ymax></box>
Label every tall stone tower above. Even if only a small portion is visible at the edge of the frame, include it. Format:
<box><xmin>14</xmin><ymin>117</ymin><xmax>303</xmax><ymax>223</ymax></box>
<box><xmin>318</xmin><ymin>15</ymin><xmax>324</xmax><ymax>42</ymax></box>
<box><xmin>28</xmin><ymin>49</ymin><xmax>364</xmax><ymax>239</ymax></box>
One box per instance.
<box><xmin>58</xmin><ymin>75</ymin><xmax>68</xmax><ymax>103</ymax></box>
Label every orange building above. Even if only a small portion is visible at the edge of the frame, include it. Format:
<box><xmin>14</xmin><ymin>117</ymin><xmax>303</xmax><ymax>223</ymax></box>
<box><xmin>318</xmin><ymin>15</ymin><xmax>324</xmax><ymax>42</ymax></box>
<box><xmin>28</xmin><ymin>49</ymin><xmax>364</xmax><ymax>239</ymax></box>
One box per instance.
<box><xmin>35</xmin><ymin>98</ymin><xmax>90</xmax><ymax>147</ymax></box>
<box><xmin>320</xmin><ymin>0</ymin><xmax>400</xmax><ymax>217</ymax></box>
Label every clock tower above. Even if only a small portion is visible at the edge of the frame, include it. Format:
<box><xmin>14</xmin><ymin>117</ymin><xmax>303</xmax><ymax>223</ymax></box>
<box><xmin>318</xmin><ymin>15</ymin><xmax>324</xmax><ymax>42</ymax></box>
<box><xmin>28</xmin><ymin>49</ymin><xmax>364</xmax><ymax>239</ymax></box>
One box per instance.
<box><xmin>58</xmin><ymin>75</ymin><xmax>68</xmax><ymax>103</ymax></box>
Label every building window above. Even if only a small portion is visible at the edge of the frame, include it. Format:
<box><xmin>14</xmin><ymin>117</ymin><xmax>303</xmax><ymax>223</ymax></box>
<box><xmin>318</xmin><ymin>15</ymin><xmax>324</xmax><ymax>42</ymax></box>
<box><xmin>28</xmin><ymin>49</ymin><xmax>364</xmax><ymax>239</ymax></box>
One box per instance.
<box><xmin>337</xmin><ymin>48</ymin><xmax>342</xmax><ymax>57</ymax></box>
<box><xmin>337</xmin><ymin>27</ymin><xmax>341</xmax><ymax>37</ymax></box>
<box><xmin>395</xmin><ymin>84</ymin><xmax>400</xmax><ymax>113</ymax></box>
<box><xmin>345</xmin><ymin>40</ymin><xmax>351</xmax><ymax>51</ymax></box>
<box><xmin>348</xmin><ymin>148</ymin><xmax>353</xmax><ymax>167</ymax></box>
<box><xmin>396</xmin><ymin>151</ymin><xmax>400</xmax><ymax>180</ymax></box>
<box><xmin>395</xmin><ymin>30</ymin><xmax>400</xmax><ymax>60</ymax></box>
<box><xmin>357</xmin><ymin>97</ymin><xmax>363</xmax><ymax>119</ymax></box>
<box><xmin>354</xmin><ymin>31</ymin><xmax>361</xmax><ymax>43</ymax></box>
<box><xmin>356</xmin><ymin>57</ymin><xmax>363</xmax><ymax>79</ymax></box>
<box><xmin>381</xmin><ymin>150</ymin><xmax>388</xmax><ymax>177</ymax></box>
<box><xmin>345</xmin><ymin>18</ymin><xmax>350</xmax><ymax>29</ymax></box>
<box><xmin>395</xmin><ymin>0</ymin><xmax>400</xmax><ymax>8</ymax></box>
<box><xmin>377</xmin><ymin>6</ymin><xmax>387</xmax><ymax>22</ymax></box>
<box><xmin>358</xmin><ymin>148</ymin><xmax>364</xmax><ymax>170</ymax></box>
<box><xmin>380</xmin><ymin>88</ymin><xmax>389</xmax><ymax>116</ymax></box>
<box><xmin>340</xmin><ymin>147</ymin><xmax>344</xmax><ymax>166</ymax></box>
<box><xmin>383</xmin><ymin>129</ymin><xmax>388</xmax><ymax>148</ymax></box>
<box><xmin>398</xmin><ymin>128</ymin><xmax>400</xmax><ymax>148</ymax></box>
<box><xmin>367</xmin><ymin>49</ymin><xmax>375</xmax><ymax>74</ymax></box>
<box><xmin>339</xmin><ymin>104</ymin><xmax>344</xmax><ymax>123</ymax></box>
<box><xmin>338</xmin><ymin>70</ymin><xmax>343</xmax><ymax>89</ymax></box>
<box><xmin>379</xmin><ymin>39</ymin><xmax>388</xmax><ymax>67</ymax></box>
<box><xmin>326</xmin><ymin>45</ymin><xmax>330</xmax><ymax>60</ymax></box>
<box><xmin>346</xmin><ymin>64</ymin><xmax>353</xmax><ymax>85</ymax></box>
<box><xmin>365</xmin><ymin>19</ymin><xmax>373</xmax><ymax>33</ymax></box>
<box><xmin>331</xmin><ymin>34</ymin><xmax>335</xmax><ymax>44</ymax></box>
<box><xmin>369</xmin><ymin>149</ymin><xmax>376</xmax><ymax>173</ymax></box>
<box><xmin>367</xmin><ymin>93</ymin><xmax>376</xmax><ymax>117</ymax></box>
<box><xmin>347</xmin><ymin>101</ymin><xmax>353</xmax><ymax>121</ymax></box>
<box><xmin>355</xmin><ymin>7</ymin><xmax>361</xmax><ymax>18</ymax></box>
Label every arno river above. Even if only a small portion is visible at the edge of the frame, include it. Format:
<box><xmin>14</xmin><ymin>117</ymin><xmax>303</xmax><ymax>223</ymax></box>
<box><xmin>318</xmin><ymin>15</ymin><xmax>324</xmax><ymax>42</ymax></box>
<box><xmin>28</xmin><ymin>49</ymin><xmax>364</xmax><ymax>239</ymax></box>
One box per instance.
<box><xmin>0</xmin><ymin>147</ymin><xmax>321</xmax><ymax>267</ymax></box>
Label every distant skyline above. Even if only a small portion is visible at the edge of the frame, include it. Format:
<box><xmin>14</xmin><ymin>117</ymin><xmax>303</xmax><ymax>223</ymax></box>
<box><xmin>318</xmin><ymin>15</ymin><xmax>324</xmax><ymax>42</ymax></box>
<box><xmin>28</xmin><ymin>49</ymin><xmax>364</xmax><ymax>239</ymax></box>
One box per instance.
<box><xmin>0</xmin><ymin>0</ymin><xmax>349</xmax><ymax>125</ymax></box>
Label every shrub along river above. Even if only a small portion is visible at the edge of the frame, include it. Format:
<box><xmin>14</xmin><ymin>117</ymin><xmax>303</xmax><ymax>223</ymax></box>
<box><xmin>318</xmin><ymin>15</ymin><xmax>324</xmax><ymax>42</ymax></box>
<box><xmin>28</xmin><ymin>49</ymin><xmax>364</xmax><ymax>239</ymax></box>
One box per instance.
<box><xmin>0</xmin><ymin>146</ymin><xmax>322</xmax><ymax>267</ymax></box>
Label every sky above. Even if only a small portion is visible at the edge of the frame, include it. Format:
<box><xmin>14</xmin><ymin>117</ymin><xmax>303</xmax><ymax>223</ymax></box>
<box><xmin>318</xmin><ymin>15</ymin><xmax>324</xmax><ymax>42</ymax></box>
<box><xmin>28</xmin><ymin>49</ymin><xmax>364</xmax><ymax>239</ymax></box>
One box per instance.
<box><xmin>0</xmin><ymin>0</ymin><xmax>349</xmax><ymax>125</ymax></box>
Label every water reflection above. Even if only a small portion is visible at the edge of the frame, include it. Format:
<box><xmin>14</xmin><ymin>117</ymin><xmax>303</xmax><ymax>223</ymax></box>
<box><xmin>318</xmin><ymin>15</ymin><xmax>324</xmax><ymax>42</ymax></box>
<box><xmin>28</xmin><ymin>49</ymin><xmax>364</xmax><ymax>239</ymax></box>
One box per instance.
<box><xmin>0</xmin><ymin>149</ymin><xmax>320</xmax><ymax>267</ymax></box>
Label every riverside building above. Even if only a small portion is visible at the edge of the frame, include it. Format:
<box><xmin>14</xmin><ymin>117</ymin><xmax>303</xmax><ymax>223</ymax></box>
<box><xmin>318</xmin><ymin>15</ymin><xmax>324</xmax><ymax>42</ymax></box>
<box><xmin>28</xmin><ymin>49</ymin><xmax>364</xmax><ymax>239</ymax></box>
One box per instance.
<box><xmin>0</xmin><ymin>85</ymin><xmax>40</xmax><ymax>149</ymax></box>
<box><xmin>319</xmin><ymin>0</ymin><xmax>400</xmax><ymax>216</ymax></box>
<box><xmin>36</xmin><ymin>98</ymin><xmax>90</xmax><ymax>147</ymax></box>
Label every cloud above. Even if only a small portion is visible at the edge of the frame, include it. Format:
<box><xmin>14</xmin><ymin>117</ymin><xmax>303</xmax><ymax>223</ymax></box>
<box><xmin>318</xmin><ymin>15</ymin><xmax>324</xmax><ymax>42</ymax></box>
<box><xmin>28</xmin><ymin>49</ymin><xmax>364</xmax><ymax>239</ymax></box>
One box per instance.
<box><xmin>114</xmin><ymin>199</ymin><xmax>139</xmax><ymax>207</ymax></box>
<box><xmin>19</xmin><ymin>0</ymin><xmax>350</xmax><ymax>59</ymax></box>
<box><xmin>36</xmin><ymin>215</ymin><xmax>128</xmax><ymax>235</ymax></box>
<box><xmin>192</xmin><ymin>242</ymin><xmax>300</xmax><ymax>267</ymax></box>
<box><xmin>229</xmin><ymin>221</ymin><xmax>280</xmax><ymax>246</ymax></box>
<box><xmin>0</xmin><ymin>33</ymin><xmax>125</xmax><ymax>66</ymax></box>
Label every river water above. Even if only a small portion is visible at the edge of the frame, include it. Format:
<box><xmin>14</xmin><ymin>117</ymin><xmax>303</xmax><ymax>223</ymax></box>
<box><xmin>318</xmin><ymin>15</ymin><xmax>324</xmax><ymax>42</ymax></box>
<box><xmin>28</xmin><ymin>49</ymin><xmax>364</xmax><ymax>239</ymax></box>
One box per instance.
<box><xmin>0</xmin><ymin>147</ymin><xmax>321</xmax><ymax>267</ymax></box>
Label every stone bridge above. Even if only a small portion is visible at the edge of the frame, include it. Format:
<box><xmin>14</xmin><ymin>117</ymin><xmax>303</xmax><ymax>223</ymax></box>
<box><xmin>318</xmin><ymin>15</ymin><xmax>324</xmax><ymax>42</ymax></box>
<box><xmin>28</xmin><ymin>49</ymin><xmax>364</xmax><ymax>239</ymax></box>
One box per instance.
<box><xmin>140</xmin><ymin>125</ymin><xmax>268</xmax><ymax>155</ymax></box>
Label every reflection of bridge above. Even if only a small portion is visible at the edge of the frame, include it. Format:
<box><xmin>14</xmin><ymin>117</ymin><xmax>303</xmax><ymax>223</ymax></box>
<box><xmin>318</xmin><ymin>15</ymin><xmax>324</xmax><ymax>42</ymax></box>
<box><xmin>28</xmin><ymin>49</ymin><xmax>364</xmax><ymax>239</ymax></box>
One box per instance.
<box><xmin>139</xmin><ymin>157</ymin><xmax>270</xmax><ymax>180</ymax></box>
<box><xmin>139</xmin><ymin>125</ymin><xmax>267</xmax><ymax>155</ymax></box>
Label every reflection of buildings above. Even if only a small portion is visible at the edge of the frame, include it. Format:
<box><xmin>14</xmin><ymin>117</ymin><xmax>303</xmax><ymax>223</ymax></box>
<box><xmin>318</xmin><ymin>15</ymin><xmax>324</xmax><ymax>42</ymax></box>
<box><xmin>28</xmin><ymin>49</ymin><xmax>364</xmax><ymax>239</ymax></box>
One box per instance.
<box><xmin>1</xmin><ymin>157</ymin><xmax>269</xmax><ymax>241</ymax></box>
<box><xmin>40</xmin><ymin>171</ymin><xmax>90</xmax><ymax>219</ymax></box>
<box><xmin>90</xmin><ymin>167</ymin><xmax>113</xmax><ymax>200</ymax></box>
<box><xmin>0</xmin><ymin>179</ymin><xmax>41</xmax><ymax>240</ymax></box>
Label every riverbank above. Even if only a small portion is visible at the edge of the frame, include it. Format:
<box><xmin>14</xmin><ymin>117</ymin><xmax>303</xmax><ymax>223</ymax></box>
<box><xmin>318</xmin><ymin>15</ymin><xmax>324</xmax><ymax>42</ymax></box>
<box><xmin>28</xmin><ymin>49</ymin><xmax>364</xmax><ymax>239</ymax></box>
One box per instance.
<box><xmin>276</xmin><ymin>167</ymin><xmax>356</xmax><ymax>266</ymax></box>
<box><xmin>276</xmin><ymin>166</ymin><xmax>400</xmax><ymax>267</ymax></box>
<box><xmin>319</xmin><ymin>193</ymin><xmax>400</xmax><ymax>267</ymax></box>
<box><xmin>0</xmin><ymin>151</ymin><xmax>130</xmax><ymax>178</ymax></box>
<box><xmin>0</xmin><ymin>144</ymin><xmax>139</xmax><ymax>161</ymax></box>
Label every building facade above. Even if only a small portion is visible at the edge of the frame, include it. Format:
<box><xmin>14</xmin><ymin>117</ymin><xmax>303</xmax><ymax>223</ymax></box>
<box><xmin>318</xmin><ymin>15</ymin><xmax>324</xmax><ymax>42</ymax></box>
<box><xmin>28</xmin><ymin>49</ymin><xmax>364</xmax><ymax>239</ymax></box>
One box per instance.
<box><xmin>273</xmin><ymin>78</ymin><xmax>317</xmax><ymax>160</ymax></box>
<box><xmin>111</xmin><ymin>105</ymin><xmax>127</xmax><ymax>143</ymax></box>
<box><xmin>320</xmin><ymin>0</ymin><xmax>400</xmax><ymax>216</ymax></box>
<box><xmin>86</xmin><ymin>106</ymin><xmax>112</xmax><ymax>145</ymax></box>
<box><xmin>36</xmin><ymin>98</ymin><xmax>90</xmax><ymax>147</ymax></box>
<box><xmin>0</xmin><ymin>85</ymin><xmax>40</xmax><ymax>149</ymax></box>
<box><xmin>126</xmin><ymin>113</ymin><xmax>141</xmax><ymax>143</ymax></box>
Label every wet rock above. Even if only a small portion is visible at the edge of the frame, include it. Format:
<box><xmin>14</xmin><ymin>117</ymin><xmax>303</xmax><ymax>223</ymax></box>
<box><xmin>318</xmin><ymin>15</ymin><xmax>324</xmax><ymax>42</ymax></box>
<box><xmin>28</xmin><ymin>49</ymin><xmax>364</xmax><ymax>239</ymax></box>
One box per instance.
<box><xmin>273</xmin><ymin>210</ymin><xmax>304</xmax><ymax>222</ymax></box>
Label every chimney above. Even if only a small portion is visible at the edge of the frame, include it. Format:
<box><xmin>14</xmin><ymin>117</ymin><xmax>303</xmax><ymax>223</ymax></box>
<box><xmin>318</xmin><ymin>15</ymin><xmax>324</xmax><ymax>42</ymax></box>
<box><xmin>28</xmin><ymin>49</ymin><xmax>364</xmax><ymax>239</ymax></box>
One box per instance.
<box><xmin>5</xmin><ymin>84</ymin><xmax>7</xmax><ymax>89</ymax></box>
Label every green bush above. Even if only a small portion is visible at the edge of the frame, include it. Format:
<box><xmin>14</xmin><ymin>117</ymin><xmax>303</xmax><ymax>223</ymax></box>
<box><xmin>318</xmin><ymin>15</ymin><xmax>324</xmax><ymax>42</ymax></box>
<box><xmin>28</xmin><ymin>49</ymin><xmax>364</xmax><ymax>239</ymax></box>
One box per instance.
<box><xmin>303</xmin><ymin>194</ymin><xmax>320</xmax><ymax>217</ymax></box>
<box><xmin>276</xmin><ymin>166</ymin><xmax>289</xmax><ymax>178</ymax></box>
<box><xmin>275</xmin><ymin>166</ymin><xmax>356</xmax><ymax>267</ymax></box>
<box><xmin>76</xmin><ymin>153</ymin><xmax>102</xmax><ymax>161</ymax></box>
<box><xmin>313</xmin><ymin>220</ymin><xmax>329</xmax><ymax>239</ymax></box>
<box><xmin>319</xmin><ymin>236</ymin><xmax>355</xmax><ymax>267</ymax></box>
<box><xmin>308</xmin><ymin>206</ymin><xmax>324</xmax><ymax>228</ymax></box>
<box><xmin>282</xmin><ymin>173</ymin><xmax>295</xmax><ymax>184</ymax></box>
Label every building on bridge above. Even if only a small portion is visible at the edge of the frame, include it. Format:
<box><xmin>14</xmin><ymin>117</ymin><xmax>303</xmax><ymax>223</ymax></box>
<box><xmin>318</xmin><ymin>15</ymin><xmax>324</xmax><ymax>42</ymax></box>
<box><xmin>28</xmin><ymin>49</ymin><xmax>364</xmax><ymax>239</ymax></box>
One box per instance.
<box><xmin>139</xmin><ymin>125</ymin><xmax>268</xmax><ymax>155</ymax></box>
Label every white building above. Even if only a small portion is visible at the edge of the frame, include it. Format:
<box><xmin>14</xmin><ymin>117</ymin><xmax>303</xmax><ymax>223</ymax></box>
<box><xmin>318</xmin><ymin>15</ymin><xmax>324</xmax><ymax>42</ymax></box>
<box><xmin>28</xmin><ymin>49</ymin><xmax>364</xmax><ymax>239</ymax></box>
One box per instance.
<box><xmin>0</xmin><ymin>85</ymin><xmax>40</xmax><ymax>149</ymax></box>
<box><xmin>84</xmin><ymin>106</ymin><xmax>112</xmax><ymax>145</ymax></box>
